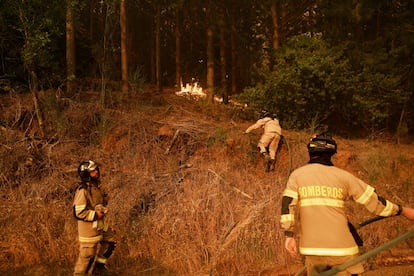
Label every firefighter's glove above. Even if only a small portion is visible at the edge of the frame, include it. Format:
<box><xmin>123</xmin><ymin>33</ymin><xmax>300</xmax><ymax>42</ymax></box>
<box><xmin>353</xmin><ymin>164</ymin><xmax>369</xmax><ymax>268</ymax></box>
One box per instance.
<box><xmin>96</xmin><ymin>210</ymin><xmax>105</xmax><ymax>219</ymax></box>
<box><xmin>95</xmin><ymin>204</ymin><xmax>107</xmax><ymax>219</ymax></box>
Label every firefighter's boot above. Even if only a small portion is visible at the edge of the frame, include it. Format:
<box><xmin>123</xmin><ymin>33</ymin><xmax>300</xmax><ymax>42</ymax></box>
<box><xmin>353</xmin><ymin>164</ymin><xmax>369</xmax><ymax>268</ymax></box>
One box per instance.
<box><xmin>93</xmin><ymin>263</ymin><xmax>113</xmax><ymax>276</ymax></box>
<box><xmin>266</xmin><ymin>159</ymin><xmax>276</xmax><ymax>172</ymax></box>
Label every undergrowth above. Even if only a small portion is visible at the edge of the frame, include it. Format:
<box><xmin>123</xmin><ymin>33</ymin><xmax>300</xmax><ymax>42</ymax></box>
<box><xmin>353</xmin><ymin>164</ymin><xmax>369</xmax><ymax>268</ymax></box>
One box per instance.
<box><xmin>0</xmin><ymin>89</ymin><xmax>414</xmax><ymax>275</ymax></box>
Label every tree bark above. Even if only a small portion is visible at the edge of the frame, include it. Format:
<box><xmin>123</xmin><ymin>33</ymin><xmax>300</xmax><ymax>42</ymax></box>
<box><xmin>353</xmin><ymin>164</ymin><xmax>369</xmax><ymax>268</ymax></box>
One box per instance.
<box><xmin>219</xmin><ymin>14</ymin><xmax>228</xmax><ymax>104</ymax></box>
<box><xmin>30</xmin><ymin>69</ymin><xmax>45</xmax><ymax>137</ymax></box>
<box><xmin>269</xmin><ymin>1</ymin><xmax>281</xmax><ymax>70</ymax></box>
<box><xmin>175</xmin><ymin>7</ymin><xmax>182</xmax><ymax>89</ymax></box>
<box><xmin>155</xmin><ymin>5</ymin><xmax>162</xmax><ymax>94</ymax></box>
<box><xmin>205</xmin><ymin>3</ymin><xmax>215</xmax><ymax>104</ymax></box>
<box><xmin>271</xmin><ymin>1</ymin><xmax>280</xmax><ymax>49</ymax></box>
<box><xmin>205</xmin><ymin>1</ymin><xmax>215</xmax><ymax>103</ymax></box>
<box><xmin>206</xmin><ymin>25</ymin><xmax>214</xmax><ymax>103</ymax></box>
<box><xmin>120</xmin><ymin>0</ymin><xmax>128</xmax><ymax>93</ymax></box>
<box><xmin>66</xmin><ymin>0</ymin><xmax>76</xmax><ymax>95</ymax></box>
<box><xmin>149</xmin><ymin>25</ymin><xmax>155</xmax><ymax>84</ymax></box>
<box><xmin>230</xmin><ymin>29</ymin><xmax>237</xmax><ymax>95</ymax></box>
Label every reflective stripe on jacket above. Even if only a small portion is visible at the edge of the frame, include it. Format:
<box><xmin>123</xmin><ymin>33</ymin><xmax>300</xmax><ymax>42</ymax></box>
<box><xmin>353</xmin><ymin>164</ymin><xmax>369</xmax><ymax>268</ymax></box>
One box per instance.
<box><xmin>73</xmin><ymin>183</ymin><xmax>106</xmax><ymax>243</ymax></box>
<box><xmin>280</xmin><ymin>163</ymin><xmax>400</xmax><ymax>256</ymax></box>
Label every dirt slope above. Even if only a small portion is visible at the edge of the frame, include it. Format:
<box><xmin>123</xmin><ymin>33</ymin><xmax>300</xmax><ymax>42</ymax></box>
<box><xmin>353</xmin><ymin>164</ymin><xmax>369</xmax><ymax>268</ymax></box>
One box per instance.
<box><xmin>1</xmin><ymin>89</ymin><xmax>414</xmax><ymax>275</ymax></box>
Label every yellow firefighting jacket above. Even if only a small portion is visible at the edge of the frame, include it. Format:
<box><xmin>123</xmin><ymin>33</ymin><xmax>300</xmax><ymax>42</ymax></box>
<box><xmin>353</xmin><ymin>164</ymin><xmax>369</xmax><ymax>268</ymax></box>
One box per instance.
<box><xmin>245</xmin><ymin>117</ymin><xmax>282</xmax><ymax>135</ymax></box>
<box><xmin>280</xmin><ymin>163</ymin><xmax>400</xmax><ymax>257</ymax></box>
<box><xmin>73</xmin><ymin>182</ymin><xmax>109</xmax><ymax>243</ymax></box>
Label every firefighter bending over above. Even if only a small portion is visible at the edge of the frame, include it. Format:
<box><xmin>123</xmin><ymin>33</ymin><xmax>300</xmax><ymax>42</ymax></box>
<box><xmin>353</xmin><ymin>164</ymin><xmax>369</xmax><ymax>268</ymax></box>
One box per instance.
<box><xmin>245</xmin><ymin>112</ymin><xmax>282</xmax><ymax>172</ymax></box>
<box><xmin>280</xmin><ymin>132</ymin><xmax>414</xmax><ymax>275</ymax></box>
<box><xmin>73</xmin><ymin>160</ymin><xmax>116</xmax><ymax>275</ymax></box>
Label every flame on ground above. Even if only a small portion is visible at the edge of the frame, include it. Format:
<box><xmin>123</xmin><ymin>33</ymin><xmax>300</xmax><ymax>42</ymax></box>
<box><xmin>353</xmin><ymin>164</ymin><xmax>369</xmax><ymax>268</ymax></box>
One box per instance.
<box><xmin>175</xmin><ymin>78</ymin><xmax>247</xmax><ymax>108</ymax></box>
<box><xmin>175</xmin><ymin>79</ymin><xmax>206</xmax><ymax>97</ymax></box>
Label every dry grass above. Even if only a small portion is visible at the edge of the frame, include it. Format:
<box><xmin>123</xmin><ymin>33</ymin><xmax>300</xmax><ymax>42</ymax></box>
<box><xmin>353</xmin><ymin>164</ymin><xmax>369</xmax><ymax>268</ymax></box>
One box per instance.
<box><xmin>1</xmin><ymin>89</ymin><xmax>414</xmax><ymax>275</ymax></box>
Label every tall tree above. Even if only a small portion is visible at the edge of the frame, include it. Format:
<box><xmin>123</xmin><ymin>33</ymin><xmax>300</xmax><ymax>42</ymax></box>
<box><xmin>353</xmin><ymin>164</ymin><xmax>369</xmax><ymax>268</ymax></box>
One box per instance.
<box><xmin>96</xmin><ymin>0</ymin><xmax>119</xmax><ymax>105</ymax></box>
<box><xmin>17</xmin><ymin>0</ymin><xmax>65</xmax><ymax>136</ymax></box>
<box><xmin>270</xmin><ymin>1</ymin><xmax>280</xmax><ymax>49</ymax></box>
<box><xmin>175</xmin><ymin>6</ymin><xmax>182</xmax><ymax>89</ymax></box>
<box><xmin>120</xmin><ymin>0</ymin><xmax>128</xmax><ymax>93</ymax></box>
<box><xmin>219</xmin><ymin>9</ymin><xmax>228</xmax><ymax>104</ymax></box>
<box><xmin>155</xmin><ymin>4</ymin><xmax>162</xmax><ymax>93</ymax></box>
<box><xmin>206</xmin><ymin>1</ymin><xmax>214</xmax><ymax>103</ymax></box>
<box><xmin>230</xmin><ymin>13</ymin><xmax>237</xmax><ymax>95</ymax></box>
<box><xmin>66</xmin><ymin>0</ymin><xmax>76</xmax><ymax>95</ymax></box>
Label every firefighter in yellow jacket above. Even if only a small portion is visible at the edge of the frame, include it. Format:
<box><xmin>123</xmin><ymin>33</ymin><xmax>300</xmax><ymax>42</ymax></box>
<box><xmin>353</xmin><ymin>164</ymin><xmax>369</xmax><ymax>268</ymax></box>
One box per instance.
<box><xmin>245</xmin><ymin>112</ymin><xmax>282</xmax><ymax>172</ymax></box>
<box><xmin>73</xmin><ymin>160</ymin><xmax>116</xmax><ymax>275</ymax></box>
<box><xmin>280</xmin><ymin>132</ymin><xmax>414</xmax><ymax>275</ymax></box>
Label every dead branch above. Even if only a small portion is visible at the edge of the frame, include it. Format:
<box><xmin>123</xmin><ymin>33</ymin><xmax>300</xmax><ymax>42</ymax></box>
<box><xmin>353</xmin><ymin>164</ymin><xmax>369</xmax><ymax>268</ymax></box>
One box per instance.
<box><xmin>165</xmin><ymin>129</ymin><xmax>180</xmax><ymax>154</ymax></box>
<box><xmin>208</xmin><ymin>168</ymin><xmax>253</xmax><ymax>200</ymax></box>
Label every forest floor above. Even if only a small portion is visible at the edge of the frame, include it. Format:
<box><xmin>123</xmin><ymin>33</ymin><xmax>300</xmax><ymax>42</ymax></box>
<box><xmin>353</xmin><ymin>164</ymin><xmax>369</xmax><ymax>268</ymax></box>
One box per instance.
<box><xmin>1</xmin><ymin>87</ymin><xmax>414</xmax><ymax>275</ymax></box>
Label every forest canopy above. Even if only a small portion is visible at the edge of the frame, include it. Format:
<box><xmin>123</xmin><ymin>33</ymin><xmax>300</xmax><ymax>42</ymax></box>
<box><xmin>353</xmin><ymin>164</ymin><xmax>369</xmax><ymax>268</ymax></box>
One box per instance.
<box><xmin>0</xmin><ymin>0</ymin><xmax>413</xmax><ymax>137</ymax></box>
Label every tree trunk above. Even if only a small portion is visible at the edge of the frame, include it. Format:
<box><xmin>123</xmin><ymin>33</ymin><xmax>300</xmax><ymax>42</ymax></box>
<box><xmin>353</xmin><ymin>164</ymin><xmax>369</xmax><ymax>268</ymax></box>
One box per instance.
<box><xmin>175</xmin><ymin>8</ymin><xmax>182</xmax><ymax>89</ymax></box>
<box><xmin>281</xmin><ymin>2</ymin><xmax>287</xmax><ymax>42</ymax></box>
<box><xmin>269</xmin><ymin>1</ymin><xmax>281</xmax><ymax>70</ymax></box>
<box><xmin>66</xmin><ymin>0</ymin><xmax>76</xmax><ymax>95</ymax></box>
<box><xmin>219</xmin><ymin>15</ymin><xmax>228</xmax><ymax>104</ymax></box>
<box><xmin>30</xmin><ymin>69</ymin><xmax>45</xmax><ymax>137</ymax></box>
<box><xmin>120</xmin><ymin>0</ymin><xmax>128</xmax><ymax>93</ymax></box>
<box><xmin>18</xmin><ymin>6</ymin><xmax>45</xmax><ymax>137</ymax></box>
<box><xmin>100</xmin><ymin>2</ymin><xmax>111</xmax><ymax>107</ymax></box>
<box><xmin>150</xmin><ymin>27</ymin><xmax>155</xmax><ymax>84</ymax></box>
<box><xmin>230</xmin><ymin>30</ymin><xmax>237</xmax><ymax>95</ymax></box>
<box><xmin>207</xmin><ymin>26</ymin><xmax>214</xmax><ymax>103</ymax></box>
<box><xmin>271</xmin><ymin>1</ymin><xmax>280</xmax><ymax>50</ymax></box>
<box><xmin>155</xmin><ymin>5</ymin><xmax>162</xmax><ymax>94</ymax></box>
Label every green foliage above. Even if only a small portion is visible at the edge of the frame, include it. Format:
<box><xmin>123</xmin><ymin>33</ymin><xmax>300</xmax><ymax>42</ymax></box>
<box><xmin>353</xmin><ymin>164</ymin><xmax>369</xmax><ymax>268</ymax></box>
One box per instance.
<box><xmin>365</xmin><ymin>151</ymin><xmax>388</xmax><ymax>183</ymax></box>
<box><xmin>15</xmin><ymin>0</ymin><xmax>66</xmax><ymax>86</ymax></box>
<box><xmin>40</xmin><ymin>92</ymin><xmax>69</xmax><ymax>135</ymax></box>
<box><xmin>345</xmin><ymin>40</ymin><xmax>410</xmax><ymax>133</ymax></box>
<box><xmin>238</xmin><ymin>34</ymin><xmax>411</xmax><ymax>135</ymax></box>
<box><xmin>129</xmin><ymin>66</ymin><xmax>147</xmax><ymax>92</ymax></box>
<box><xmin>94</xmin><ymin>111</ymin><xmax>111</xmax><ymax>143</ymax></box>
<box><xmin>207</xmin><ymin>127</ymin><xmax>228</xmax><ymax>147</ymax></box>
<box><xmin>239</xmin><ymin>35</ymin><xmax>356</xmax><ymax>131</ymax></box>
<box><xmin>247</xmin><ymin>141</ymin><xmax>258</xmax><ymax>163</ymax></box>
<box><xmin>0</xmin><ymin>0</ymin><xmax>412</xmax><ymax>136</ymax></box>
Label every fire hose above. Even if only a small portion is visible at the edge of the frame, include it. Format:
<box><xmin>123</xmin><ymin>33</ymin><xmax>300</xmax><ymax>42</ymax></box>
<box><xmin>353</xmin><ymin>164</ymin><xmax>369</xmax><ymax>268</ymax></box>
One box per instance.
<box><xmin>318</xmin><ymin>228</ymin><xmax>414</xmax><ymax>276</ymax></box>
<box><xmin>293</xmin><ymin>216</ymin><xmax>413</xmax><ymax>276</ymax></box>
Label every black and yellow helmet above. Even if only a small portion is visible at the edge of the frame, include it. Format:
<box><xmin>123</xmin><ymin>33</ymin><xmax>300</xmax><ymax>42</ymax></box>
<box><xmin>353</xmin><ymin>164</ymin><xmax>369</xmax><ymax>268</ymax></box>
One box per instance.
<box><xmin>307</xmin><ymin>132</ymin><xmax>337</xmax><ymax>154</ymax></box>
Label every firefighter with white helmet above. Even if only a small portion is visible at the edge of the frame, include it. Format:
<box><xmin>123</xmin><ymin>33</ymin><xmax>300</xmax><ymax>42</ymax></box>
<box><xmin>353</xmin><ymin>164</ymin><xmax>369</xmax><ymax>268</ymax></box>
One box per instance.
<box><xmin>245</xmin><ymin>112</ymin><xmax>282</xmax><ymax>172</ymax></box>
<box><xmin>73</xmin><ymin>160</ymin><xmax>116</xmax><ymax>275</ymax></box>
<box><xmin>280</xmin><ymin>132</ymin><xmax>414</xmax><ymax>275</ymax></box>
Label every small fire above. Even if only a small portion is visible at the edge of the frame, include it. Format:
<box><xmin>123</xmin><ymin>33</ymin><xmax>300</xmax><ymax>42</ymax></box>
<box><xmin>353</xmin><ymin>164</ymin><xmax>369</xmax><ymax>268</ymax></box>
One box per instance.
<box><xmin>175</xmin><ymin>77</ymin><xmax>247</xmax><ymax>108</ymax></box>
<box><xmin>175</xmin><ymin>78</ymin><xmax>206</xmax><ymax>98</ymax></box>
